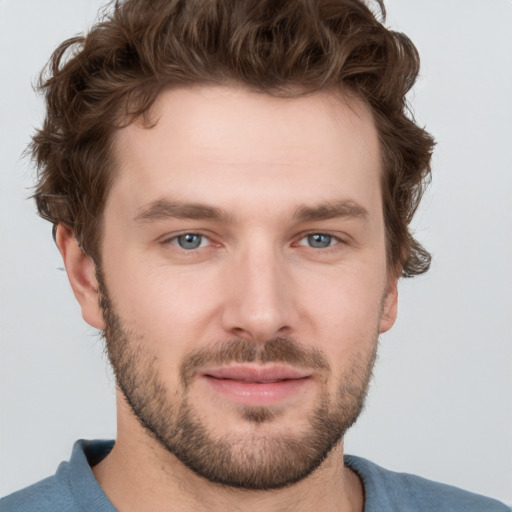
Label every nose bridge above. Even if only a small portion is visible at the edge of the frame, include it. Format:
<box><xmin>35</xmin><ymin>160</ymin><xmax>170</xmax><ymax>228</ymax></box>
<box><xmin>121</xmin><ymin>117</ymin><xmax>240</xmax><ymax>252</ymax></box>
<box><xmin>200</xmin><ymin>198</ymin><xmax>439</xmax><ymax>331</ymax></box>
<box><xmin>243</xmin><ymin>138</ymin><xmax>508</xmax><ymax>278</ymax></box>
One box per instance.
<box><xmin>221</xmin><ymin>235</ymin><xmax>295</xmax><ymax>341</ymax></box>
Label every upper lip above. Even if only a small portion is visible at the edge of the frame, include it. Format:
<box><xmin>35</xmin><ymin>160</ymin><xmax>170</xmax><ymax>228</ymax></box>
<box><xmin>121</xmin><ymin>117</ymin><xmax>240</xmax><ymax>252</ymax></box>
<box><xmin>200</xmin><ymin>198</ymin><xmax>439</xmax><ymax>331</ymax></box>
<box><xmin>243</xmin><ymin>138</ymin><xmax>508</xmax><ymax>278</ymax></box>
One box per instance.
<box><xmin>201</xmin><ymin>365</ymin><xmax>311</xmax><ymax>383</ymax></box>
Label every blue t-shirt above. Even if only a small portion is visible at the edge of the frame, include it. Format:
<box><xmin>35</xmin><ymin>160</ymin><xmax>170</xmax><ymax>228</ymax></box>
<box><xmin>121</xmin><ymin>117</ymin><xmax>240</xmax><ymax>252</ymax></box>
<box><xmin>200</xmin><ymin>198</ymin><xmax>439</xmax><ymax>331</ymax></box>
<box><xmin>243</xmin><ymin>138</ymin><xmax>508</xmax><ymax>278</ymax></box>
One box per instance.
<box><xmin>1</xmin><ymin>440</ymin><xmax>509</xmax><ymax>511</ymax></box>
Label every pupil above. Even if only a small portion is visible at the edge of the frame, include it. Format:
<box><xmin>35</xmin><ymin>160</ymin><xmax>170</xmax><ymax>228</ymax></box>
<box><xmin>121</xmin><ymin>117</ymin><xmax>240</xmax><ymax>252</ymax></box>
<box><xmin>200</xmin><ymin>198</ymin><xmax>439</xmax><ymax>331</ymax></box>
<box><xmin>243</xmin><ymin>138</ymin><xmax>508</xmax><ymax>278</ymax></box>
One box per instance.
<box><xmin>178</xmin><ymin>234</ymin><xmax>201</xmax><ymax>249</ymax></box>
<box><xmin>308</xmin><ymin>234</ymin><xmax>331</xmax><ymax>248</ymax></box>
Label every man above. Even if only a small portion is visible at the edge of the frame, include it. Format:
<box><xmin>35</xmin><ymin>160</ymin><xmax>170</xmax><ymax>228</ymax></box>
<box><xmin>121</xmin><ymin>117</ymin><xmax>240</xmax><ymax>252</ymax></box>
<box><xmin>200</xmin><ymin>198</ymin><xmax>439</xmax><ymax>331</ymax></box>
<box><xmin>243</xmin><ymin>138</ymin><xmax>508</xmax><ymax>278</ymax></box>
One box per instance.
<box><xmin>1</xmin><ymin>0</ymin><xmax>509</xmax><ymax>511</ymax></box>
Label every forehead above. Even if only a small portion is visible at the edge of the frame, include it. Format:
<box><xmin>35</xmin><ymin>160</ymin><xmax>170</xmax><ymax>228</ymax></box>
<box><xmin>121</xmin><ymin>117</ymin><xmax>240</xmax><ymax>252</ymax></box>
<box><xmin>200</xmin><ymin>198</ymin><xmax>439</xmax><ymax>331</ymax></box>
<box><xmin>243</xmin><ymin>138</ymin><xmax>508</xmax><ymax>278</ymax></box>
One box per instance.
<box><xmin>109</xmin><ymin>86</ymin><xmax>381</xmax><ymax>220</ymax></box>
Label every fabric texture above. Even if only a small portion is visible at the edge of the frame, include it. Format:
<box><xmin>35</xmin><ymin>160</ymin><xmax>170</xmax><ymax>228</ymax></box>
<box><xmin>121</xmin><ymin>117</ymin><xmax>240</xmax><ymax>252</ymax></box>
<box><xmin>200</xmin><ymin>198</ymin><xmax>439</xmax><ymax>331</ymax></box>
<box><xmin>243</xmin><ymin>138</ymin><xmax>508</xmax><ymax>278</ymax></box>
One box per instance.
<box><xmin>1</xmin><ymin>440</ymin><xmax>509</xmax><ymax>512</ymax></box>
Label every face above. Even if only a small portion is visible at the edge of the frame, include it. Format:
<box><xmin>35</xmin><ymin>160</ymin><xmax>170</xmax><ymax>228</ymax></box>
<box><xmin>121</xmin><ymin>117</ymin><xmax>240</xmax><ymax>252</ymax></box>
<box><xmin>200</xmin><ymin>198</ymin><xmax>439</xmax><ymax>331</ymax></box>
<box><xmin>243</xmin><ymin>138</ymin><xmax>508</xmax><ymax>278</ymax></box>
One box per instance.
<box><xmin>69</xmin><ymin>86</ymin><xmax>398</xmax><ymax>489</ymax></box>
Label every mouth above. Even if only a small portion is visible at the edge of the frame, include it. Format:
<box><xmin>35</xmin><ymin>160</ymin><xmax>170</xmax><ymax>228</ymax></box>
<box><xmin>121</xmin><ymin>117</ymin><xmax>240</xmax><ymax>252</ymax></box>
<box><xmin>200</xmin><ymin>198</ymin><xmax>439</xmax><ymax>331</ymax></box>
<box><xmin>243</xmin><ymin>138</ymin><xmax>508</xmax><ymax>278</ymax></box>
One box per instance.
<box><xmin>199</xmin><ymin>365</ymin><xmax>312</xmax><ymax>406</ymax></box>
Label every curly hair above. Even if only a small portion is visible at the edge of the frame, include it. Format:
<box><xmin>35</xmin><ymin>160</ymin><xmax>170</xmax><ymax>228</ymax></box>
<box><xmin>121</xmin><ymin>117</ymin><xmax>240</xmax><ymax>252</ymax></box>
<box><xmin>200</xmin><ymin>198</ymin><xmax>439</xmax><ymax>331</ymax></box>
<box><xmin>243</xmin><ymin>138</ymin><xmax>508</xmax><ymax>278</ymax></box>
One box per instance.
<box><xmin>32</xmin><ymin>0</ymin><xmax>434</xmax><ymax>277</ymax></box>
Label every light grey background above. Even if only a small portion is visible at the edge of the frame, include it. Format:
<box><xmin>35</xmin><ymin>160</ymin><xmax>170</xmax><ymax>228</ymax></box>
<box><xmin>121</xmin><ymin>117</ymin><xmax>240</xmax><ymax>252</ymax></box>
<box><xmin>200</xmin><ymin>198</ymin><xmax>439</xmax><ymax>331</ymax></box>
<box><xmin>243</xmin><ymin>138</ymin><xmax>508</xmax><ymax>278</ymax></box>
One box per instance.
<box><xmin>1</xmin><ymin>0</ymin><xmax>511</xmax><ymax>504</ymax></box>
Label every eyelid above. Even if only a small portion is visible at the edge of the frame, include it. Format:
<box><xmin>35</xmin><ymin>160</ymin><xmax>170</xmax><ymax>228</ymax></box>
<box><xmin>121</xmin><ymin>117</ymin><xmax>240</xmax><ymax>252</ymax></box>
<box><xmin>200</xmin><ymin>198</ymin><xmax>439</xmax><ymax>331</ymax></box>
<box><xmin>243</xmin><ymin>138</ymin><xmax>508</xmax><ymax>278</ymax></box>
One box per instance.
<box><xmin>294</xmin><ymin>231</ymin><xmax>346</xmax><ymax>247</ymax></box>
<box><xmin>161</xmin><ymin>231</ymin><xmax>213</xmax><ymax>248</ymax></box>
<box><xmin>177</xmin><ymin>233</ymin><xmax>209</xmax><ymax>249</ymax></box>
<box><xmin>158</xmin><ymin>230</ymin><xmax>349</xmax><ymax>250</ymax></box>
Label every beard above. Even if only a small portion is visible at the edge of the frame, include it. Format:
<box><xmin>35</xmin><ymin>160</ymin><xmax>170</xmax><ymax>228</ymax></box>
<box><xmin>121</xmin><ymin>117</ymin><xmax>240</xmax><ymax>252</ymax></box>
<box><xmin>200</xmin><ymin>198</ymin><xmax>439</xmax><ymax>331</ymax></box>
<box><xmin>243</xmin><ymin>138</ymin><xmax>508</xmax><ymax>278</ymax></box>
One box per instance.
<box><xmin>97</xmin><ymin>272</ymin><xmax>378</xmax><ymax>490</ymax></box>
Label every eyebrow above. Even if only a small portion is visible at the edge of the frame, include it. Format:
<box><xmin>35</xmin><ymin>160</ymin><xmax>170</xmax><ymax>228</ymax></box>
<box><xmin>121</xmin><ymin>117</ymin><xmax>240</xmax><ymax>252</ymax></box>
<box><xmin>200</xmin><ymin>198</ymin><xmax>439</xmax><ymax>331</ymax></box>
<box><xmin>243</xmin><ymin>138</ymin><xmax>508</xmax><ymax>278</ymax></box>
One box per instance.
<box><xmin>133</xmin><ymin>198</ymin><xmax>368</xmax><ymax>224</ymax></box>
<box><xmin>293</xmin><ymin>200</ymin><xmax>369</xmax><ymax>222</ymax></box>
<box><xmin>133</xmin><ymin>199</ymin><xmax>232</xmax><ymax>224</ymax></box>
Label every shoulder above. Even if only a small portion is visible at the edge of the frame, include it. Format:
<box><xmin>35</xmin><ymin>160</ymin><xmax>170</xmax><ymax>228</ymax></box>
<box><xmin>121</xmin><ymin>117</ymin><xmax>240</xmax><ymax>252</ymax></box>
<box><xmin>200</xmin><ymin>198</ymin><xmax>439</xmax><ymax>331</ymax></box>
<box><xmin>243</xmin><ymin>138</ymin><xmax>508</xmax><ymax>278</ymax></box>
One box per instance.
<box><xmin>0</xmin><ymin>465</ymin><xmax>75</xmax><ymax>512</ymax></box>
<box><xmin>345</xmin><ymin>455</ymin><xmax>510</xmax><ymax>512</ymax></box>
<box><xmin>0</xmin><ymin>440</ymin><xmax>115</xmax><ymax>512</ymax></box>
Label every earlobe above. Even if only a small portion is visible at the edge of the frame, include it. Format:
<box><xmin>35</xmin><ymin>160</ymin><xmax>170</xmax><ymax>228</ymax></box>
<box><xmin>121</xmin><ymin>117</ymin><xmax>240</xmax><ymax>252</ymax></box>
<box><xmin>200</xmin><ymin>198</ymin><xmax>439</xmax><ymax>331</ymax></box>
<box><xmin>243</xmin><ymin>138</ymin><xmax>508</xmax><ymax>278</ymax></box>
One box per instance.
<box><xmin>55</xmin><ymin>224</ymin><xmax>105</xmax><ymax>330</ymax></box>
<box><xmin>379</xmin><ymin>279</ymin><xmax>398</xmax><ymax>334</ymax></box>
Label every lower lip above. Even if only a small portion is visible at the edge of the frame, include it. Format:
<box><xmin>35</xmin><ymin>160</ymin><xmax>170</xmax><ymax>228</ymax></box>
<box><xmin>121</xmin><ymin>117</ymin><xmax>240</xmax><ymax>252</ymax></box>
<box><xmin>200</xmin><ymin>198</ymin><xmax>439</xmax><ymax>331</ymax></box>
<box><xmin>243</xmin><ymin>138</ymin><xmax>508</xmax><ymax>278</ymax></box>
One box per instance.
<box><xmin>202</xmin><ymin>376</ymin><xmax>311</xmax><ymax>406</ymax></box>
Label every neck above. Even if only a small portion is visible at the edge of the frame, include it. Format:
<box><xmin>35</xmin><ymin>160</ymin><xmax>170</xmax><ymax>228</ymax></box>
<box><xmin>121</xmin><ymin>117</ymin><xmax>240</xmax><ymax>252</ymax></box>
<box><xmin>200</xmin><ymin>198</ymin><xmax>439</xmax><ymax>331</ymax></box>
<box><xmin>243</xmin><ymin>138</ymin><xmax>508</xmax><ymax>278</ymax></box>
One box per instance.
<box><xmin>92</xmin><ymin>397</ymin><xmax>364</xmax><ymax>512</ymax></box>
<box><xmin>93</xmin><ymin>432</ymin><xmax>363</xmax><ymax>512</ymax></box>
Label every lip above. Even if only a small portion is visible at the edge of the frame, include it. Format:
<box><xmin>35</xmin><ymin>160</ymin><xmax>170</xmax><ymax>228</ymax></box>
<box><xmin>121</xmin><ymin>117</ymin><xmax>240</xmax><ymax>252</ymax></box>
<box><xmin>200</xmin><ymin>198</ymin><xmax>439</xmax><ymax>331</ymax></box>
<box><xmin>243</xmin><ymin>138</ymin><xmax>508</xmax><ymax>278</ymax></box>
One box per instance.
<box><xmin>199</xmin><ymin>365</ymin><xmax>312</xmax><ymax>406</ymax></box>
<box><xmin>202</xmin><ymin>365</ymin><xmax>311</xmax><ymax>382</ymax></box>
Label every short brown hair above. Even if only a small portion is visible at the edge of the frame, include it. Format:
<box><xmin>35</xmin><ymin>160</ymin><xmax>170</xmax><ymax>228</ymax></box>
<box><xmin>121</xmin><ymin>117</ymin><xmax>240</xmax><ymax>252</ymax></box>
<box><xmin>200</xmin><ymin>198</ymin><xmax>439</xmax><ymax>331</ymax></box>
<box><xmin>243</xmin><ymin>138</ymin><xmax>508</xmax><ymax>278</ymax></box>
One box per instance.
<box><xmin>32</xmin><ymin>0</ymin><xmax>434</xmax><ymax>277</ymax></box>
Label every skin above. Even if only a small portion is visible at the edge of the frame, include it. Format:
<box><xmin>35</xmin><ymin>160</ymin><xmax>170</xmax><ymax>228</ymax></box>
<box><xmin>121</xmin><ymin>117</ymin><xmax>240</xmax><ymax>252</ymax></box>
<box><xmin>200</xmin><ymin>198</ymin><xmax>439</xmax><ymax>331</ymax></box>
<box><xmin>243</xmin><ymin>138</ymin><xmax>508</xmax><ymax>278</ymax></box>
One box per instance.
<box><xmin>57</xmin><ymin>86</ymin><xmax>398</xmax><ymax>512</ymax></box>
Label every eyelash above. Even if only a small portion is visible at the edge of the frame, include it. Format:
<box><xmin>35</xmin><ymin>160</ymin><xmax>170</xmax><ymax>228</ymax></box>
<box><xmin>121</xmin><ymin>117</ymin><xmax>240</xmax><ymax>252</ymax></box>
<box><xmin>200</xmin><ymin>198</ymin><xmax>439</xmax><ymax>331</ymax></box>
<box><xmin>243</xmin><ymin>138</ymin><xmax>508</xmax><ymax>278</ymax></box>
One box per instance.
<box><xmin>163</xmin><ymin>232</ymin><xmax>344</xmax><ymax>252</ymax></box>
<box><xmin>165</xmin><ymin>232</ymin><xmax>213</xmax><ymax>251</ymax></box>
<box><xmin>296</xmin><ymin>233</ymin><xmax>341</xmax><ymax>249</ymax></box>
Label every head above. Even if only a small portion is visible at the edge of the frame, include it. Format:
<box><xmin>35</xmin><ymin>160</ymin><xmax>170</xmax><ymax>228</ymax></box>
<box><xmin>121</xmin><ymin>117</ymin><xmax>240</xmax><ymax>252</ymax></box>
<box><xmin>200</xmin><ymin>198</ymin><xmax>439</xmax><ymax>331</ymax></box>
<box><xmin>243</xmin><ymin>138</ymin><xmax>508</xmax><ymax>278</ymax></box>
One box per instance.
<box><xmin>33</xmin><ymin>0</ymin><xmax>434</xmax><ymax>490</ymax></box>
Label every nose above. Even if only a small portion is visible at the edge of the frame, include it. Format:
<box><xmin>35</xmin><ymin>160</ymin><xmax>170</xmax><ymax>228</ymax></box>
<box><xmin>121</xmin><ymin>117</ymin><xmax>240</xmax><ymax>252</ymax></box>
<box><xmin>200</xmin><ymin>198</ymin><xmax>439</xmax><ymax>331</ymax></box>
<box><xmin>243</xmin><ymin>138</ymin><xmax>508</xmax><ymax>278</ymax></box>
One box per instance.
<box><xmin>220</xmin><ymin>243</ymin><xmax>298</xmax><ymax>343</ymax></box>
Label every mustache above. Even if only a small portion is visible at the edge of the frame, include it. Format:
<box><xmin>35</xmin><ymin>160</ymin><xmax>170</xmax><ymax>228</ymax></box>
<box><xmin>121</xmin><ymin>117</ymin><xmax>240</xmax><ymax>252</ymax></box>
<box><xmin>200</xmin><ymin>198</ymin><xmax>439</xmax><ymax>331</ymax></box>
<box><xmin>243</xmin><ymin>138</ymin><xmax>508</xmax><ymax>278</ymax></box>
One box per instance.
<box><xmin>180</xmin><ymin>337</ymin><xmax>330</xmax><ymax>388</ymax></box>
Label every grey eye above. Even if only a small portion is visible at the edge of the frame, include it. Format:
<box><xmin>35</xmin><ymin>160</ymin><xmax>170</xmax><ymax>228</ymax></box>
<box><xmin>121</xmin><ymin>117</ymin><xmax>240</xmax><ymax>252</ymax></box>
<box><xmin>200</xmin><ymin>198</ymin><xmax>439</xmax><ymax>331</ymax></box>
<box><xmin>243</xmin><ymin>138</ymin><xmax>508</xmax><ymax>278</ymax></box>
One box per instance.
<box><xmin>307</xmin><ymin>233</ymin><xmax>333</xmax><ymax>248</ymax></box>
<box><xmin>176</xmin><ymin>233</ymin><xmax>203</xmax><ymax>250</ymax></box>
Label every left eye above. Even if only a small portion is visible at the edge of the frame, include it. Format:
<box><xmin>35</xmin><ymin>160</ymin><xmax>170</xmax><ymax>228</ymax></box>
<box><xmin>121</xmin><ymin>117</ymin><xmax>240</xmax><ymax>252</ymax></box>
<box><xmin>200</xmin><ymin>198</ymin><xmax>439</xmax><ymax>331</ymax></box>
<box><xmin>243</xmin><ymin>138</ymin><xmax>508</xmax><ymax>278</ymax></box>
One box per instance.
<box><xmin>171</xmin><ymin>233</ymin><xmax>209</xmax><ymax>250</ymax></box>
<box><xmin>298</xmin><ymin>233</ymin><xmax>337</xmax><ymax>249</ymax></box>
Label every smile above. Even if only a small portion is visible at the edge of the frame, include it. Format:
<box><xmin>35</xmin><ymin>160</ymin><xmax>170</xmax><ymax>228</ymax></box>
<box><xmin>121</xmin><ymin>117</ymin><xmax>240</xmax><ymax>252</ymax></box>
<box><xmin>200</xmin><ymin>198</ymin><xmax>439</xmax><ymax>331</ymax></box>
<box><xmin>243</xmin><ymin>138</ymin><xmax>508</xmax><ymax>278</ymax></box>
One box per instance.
<box><xmin>199</xmin><ymin>365</ymin><xmax>312</xmax><ymax>406</ymax></box>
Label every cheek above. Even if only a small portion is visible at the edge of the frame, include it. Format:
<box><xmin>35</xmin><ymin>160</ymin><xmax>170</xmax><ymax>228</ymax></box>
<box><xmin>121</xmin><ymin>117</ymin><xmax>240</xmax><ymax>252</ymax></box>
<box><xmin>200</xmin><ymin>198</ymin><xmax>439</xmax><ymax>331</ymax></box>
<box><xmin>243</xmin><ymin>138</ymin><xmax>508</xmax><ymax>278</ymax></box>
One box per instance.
<box><xmin>104</xmin><ymin>256</ymin><xmax>221</xmax><ymax>346</ymax></box>
<box><xmin>299</xmin><ymin>266</ymin><xmax>385</xmax><ymax>349</ymax></box>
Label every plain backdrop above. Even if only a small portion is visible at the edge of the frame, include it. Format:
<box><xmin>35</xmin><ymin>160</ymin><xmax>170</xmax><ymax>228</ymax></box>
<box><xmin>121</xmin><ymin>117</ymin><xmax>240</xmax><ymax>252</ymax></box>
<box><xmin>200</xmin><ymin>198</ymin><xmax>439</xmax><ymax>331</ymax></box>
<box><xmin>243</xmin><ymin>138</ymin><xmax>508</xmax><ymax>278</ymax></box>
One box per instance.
<box><xmin>1</xmin><ymin>0</ymin><xmax>511</xmax><ymax>504</ymax></box>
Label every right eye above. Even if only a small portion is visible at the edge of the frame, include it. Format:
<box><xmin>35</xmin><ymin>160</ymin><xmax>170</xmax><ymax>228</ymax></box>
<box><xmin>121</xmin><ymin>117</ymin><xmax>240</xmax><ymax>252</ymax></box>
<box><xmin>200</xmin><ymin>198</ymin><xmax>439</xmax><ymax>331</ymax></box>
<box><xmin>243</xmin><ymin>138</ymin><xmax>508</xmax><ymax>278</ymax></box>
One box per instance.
<box><xmin>168</xmin><ymin>233</ymin><xmax>210</xmax><ymax>250</ymax></box>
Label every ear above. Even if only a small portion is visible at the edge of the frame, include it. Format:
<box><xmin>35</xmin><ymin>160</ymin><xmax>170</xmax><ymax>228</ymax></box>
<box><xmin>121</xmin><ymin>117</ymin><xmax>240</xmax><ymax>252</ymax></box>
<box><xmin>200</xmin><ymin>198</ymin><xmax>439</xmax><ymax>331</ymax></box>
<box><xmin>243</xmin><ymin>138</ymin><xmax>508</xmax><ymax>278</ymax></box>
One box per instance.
<box><xmin>379</xmin><ymin>277</ymin><xmax>398</xmax><ymax>334</ymax></box>
<box><xmin>55</xmin><ymin>224</ymin><xmax>105</xmax><ymax>330</ymax></box>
